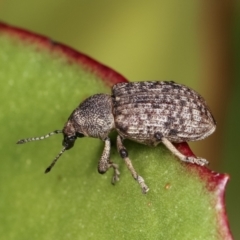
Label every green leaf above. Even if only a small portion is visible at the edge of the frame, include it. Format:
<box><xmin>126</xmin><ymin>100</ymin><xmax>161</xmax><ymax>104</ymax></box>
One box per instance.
<box><xmin>0</xmin><ymin>22</ymin><xmax>232</xmax><ymax>240</ymax></box>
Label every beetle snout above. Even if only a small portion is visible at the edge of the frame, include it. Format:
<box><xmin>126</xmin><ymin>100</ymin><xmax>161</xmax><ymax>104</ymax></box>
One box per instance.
<box><xmin>62</xmin><ymin>135</ymin><xmax>76</xmax><ymax>150</ymax></box>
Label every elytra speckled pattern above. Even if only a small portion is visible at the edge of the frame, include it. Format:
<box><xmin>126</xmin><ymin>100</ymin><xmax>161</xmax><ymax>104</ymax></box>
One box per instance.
<box><xmin>112</xmin><ymin>81</ymin><xmax>216</xmax><ymax>145</ymax></box>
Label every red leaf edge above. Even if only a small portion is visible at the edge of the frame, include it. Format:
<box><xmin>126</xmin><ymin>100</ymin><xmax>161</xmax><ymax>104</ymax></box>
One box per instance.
<box><xmin>0</xmin><ymin>21</ymin><xmax>127</xmax><ymax>86</ymax></box>
<box><xmin>175</xmin><ymin>142</ymin><xmax>232</xmax><ymax>240</ymax></box>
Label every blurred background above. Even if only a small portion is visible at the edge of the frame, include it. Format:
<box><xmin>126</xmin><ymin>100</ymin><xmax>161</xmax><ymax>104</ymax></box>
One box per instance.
<box><xmin>0</xmin><ymin>0</ymin><xmax>239</xmax><ymax>238</ymax></box>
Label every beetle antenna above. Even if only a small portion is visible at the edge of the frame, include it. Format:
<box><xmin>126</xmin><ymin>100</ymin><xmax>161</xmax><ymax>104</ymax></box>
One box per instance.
<box><xmin>45</xmin><ymin>147</ymin><xmax>66</xmax><ymax>173</ymax></box>
<box><xmin>16</xmin><ymin>130</ymin><xmax>62</xmax><ymax>144</ymax></box>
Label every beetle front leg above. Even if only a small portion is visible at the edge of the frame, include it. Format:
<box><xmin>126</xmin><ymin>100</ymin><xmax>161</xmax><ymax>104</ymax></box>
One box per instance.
<box><xmin>161</xmin><ymin>137</ymin><xmax>209</xmax><ymax>166</ymax></box>
<box><xmin>116</xmin><ymin>135</ymin><xmax>149</xmax><ymax>194</ymax></box>
<box><xmin>98</xmin><ymin>137</ymin><xmax>120</xmax><ymax>183</ymax></box>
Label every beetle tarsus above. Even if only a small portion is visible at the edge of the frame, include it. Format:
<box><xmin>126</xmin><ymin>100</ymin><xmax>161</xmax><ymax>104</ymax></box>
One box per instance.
<box><xmin>137</xmin><ymin>175</ymin><xmax>149</xmax><ymax>194</ymax></box>
<box><xmin>185</xmin><ymin>156</ymin><xmax>209</xmax><ymax>166</ymax></box>
<box><xmin>111</xmin><ymin>165</ymin><xmax>120</xmax><ymax>184</ymax></box>
<box><xmin>98</xmin><ymin>138</ymin><xmax>121</xmax><ymax>183</ymax></box>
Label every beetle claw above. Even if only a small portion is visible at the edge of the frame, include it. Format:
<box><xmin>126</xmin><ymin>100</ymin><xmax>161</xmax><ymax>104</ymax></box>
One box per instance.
<box><xmin>112</xmin><ymin>168</ymin><xmax>120</xmax><ymax>184</ymax></box>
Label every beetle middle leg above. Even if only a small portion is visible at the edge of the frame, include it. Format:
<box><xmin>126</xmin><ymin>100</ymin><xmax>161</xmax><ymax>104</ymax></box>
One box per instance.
<box><xmin>98</xmin><ymin>137</ymin><xmax>120</xmax><ymax>183</ymax></box>
<box><xmin>161</xmin><ymin>137</ymin><xmax>209</xmax><ymax>166</ymax></box>
<box><xmin>116</xmin><ymin>135</ymin><xmax>149</xmax><ymax>194</ymax></box>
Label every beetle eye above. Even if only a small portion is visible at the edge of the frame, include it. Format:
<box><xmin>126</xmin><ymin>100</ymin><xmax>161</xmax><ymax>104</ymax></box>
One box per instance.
<box><xmin>76</xmin><ymin>132</ymin><xmax>84</xmax><ymax>138</ymax></box>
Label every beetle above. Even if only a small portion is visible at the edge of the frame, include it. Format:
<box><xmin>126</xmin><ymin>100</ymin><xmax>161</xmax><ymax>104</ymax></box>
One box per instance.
<box><xmin>17</xmin><ymin>81</ymin><xmax>216</xmax><ymax>193</ymax></box>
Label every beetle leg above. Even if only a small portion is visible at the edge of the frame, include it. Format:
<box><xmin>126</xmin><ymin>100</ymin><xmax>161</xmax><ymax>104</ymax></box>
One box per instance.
<box><xmin>161</xmin><ymin>137</ymin><xmax>209</xmax><ymax>166</ymax></box>
<box><xmin>116</xmin><ymin>135</ymin><xmax>149</xmax><ymax>194</ymax></box>
<box><xmin>98</xmin><ymin>137</ymin><xmax>120</xmax><ymax>183</ymax></box>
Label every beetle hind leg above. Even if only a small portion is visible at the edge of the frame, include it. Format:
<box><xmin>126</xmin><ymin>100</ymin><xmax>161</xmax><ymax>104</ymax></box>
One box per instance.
<box><xmin>117</xmin><ymin>135</ymin><xmax>149</xmax><ymax>194</ymax></box>
<box><xmin>98</xmin><ymin>137</ymin><xmax>120</xmax><ymax>183</ymax></box>
<box><xmin>161</xmin><ymin>137</ymin><xmax>209</xmax><ymax>166</ymax></box>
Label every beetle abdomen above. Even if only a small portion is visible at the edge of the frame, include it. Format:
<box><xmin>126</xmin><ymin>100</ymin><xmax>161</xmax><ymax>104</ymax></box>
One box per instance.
<box><xmin>112</xmin><ymin>81</ymin><xmax>216</xmax><ymax>145</ymax></box>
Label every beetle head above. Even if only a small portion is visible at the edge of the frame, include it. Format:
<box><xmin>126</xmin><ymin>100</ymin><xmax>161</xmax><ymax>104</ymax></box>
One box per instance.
<box><xmin>62</xmin><ymin>120</ymin><xmax>84</xmax><ymax>150</ymax></box>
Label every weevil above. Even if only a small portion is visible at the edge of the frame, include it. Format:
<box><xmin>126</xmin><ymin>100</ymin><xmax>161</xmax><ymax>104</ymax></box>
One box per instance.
<box><xmin>17</xmin><ymin>81</ymin><xmax>216</xmax><ymax>193</ymax></box>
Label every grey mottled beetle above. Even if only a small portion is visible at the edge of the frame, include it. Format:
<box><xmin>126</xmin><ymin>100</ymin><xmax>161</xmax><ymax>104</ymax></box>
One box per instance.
<box><xmin>17</xmin><ymin>81</ymin><xmax>216</xmax><ymax>193</ymax></box>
